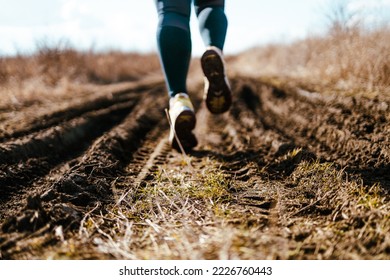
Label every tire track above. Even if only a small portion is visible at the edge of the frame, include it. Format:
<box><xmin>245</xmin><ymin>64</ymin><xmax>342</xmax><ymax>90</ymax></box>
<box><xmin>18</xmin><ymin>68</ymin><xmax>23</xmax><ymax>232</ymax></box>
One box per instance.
<box><xmin>0</xmin><ymin>79</ymin><xmax>164</xmax><ymax>141</ymax></box>
<box><xmin>0</xmin><ymin>83</ymin><xmax>166</xmax><ymax>234</ymax></box>
<box><xmin>0</xmin><ymin>100</ymin><xmax>136</xmax><ymax>164</ymax></box>
<box><xmin>192</xmin><ymin>102</ymin><xmax>276</xmax><ymax>218</ymax></box>
<box><xmin>0</xmin><ymin>81</ymin><xmax>165</xmax><ymax>192</ymax></box>
<box><xmin>0</xmin><ymin>100</ymin><xmax>137</xmax><ymax>203</ymax></box>
<box><xmin>232</xmin><ymin>77</ymin><xmax>390</xmax><ymax>187</ymax></box>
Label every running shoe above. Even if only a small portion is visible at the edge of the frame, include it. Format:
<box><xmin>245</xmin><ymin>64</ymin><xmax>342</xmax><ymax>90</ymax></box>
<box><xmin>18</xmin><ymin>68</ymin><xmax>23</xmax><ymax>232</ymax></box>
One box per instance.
<box><xmin>168</xmin><ymin>93</ymin><xmax>197</xmax><ymax>151</ymax></box>
<box><xmin>201</xmin><ymin>46</ymin><xmax>232</xmax><ymax>114</ymax></box>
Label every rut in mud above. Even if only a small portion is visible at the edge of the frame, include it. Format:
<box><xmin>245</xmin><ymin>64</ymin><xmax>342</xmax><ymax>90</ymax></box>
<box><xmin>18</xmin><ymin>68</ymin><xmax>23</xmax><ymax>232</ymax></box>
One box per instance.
<box><xmin>0</xmin><ymin>76</ymin><xmax>389</xmax><ymax>259</ymax></box>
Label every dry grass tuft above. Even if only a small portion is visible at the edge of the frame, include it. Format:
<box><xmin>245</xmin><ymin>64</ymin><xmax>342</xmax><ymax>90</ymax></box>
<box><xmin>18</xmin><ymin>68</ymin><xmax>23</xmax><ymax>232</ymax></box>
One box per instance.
<box><xmin>233</xmin><ymin>23</ymin><xmax>390</xmax><ymax>98</ymax></box>
<box><xmin>0</xmin><ymin>43</ymin><xmax>161</xmax><ymax>109</ymax></box>
<box><xmin>0</xmin><ymin>44</ymin><xmax>160</xmax><ymax>85</ymax></box>
<box><xmin>281</xmin><ymin>161</ymin><xmax>390</xmax><ymax>259</ymax></box>
<box><xmin>93</xmin><ymin>158</ymin><xmax>235</xmax><ymax>260</ymax></box>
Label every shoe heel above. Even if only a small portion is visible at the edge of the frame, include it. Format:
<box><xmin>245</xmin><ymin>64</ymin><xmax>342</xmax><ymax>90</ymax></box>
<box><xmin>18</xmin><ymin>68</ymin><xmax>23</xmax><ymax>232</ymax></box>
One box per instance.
<box><xmin>170</xmin><ymin>110</ymin><xmax>197</xmax><ymax>151</ymax></box>
<box><xmin>175</xmin><ymin>110</ymin><xmax>196</xmax><ymax>132</ymax></box>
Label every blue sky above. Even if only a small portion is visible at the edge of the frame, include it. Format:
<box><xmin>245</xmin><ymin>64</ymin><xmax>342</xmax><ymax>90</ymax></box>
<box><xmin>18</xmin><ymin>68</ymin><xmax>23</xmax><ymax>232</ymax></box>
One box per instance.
<box><xmin>0</xmin><ymin>0</ymin><xmax>389</xmax><ymax>56</ymax></box>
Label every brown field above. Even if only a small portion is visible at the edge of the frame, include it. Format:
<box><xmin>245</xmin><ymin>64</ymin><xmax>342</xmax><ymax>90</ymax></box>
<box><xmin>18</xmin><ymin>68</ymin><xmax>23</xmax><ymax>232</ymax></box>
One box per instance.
<box><xmin>0</xmin><ymin>24</ymin><xmax>389</xmax><ymax>260</ymax></box>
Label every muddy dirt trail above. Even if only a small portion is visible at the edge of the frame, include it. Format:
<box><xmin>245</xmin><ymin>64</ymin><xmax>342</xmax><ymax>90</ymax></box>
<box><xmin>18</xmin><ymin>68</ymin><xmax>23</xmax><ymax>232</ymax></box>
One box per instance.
<box><xmin>0</xmin><ymin>75</ymin><xmax>389</xmax><ymax>259</ymax></box>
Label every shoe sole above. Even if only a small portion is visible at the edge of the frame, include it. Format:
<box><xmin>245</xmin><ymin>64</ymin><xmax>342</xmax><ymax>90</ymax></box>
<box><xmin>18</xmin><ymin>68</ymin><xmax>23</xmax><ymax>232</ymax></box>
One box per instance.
<box><xmin>201</xmin><ymin>49</ymin><xmax>232</xmax><ymax>114</ymax></box>
<box><xmin>170</xmin><ymin>109</ymin><xmax>197</xmax><ymax>152</ymax></box>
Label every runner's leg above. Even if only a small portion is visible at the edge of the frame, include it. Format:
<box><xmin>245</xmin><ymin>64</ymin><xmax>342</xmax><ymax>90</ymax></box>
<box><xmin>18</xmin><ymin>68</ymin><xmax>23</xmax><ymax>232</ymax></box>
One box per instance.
<box><xmin>155</xmin><ymin>0</ymin><xmax>192</xmax><ymax>97</ymax></box>
<box><xmin>195</xmin><ymin>0</ymin><xmax>231</xmax><ymax>114</ymax></box>
<box><xmin>194</xmin><ymin>0</ymin><xmax>227</xmax><ymax>50</ymax></box>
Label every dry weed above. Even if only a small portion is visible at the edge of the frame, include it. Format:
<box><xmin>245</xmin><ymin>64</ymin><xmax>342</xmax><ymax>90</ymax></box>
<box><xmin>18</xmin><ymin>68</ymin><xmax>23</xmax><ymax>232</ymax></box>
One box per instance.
<box><xmin>0</xmin><ymin>44</ymin><xmax>161</xmax><ymax>109</ymax></box>
<box><xmin>233</xmin><ymin>24</ymin><xmax>390</xmax><ymax>97</ymax></box>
